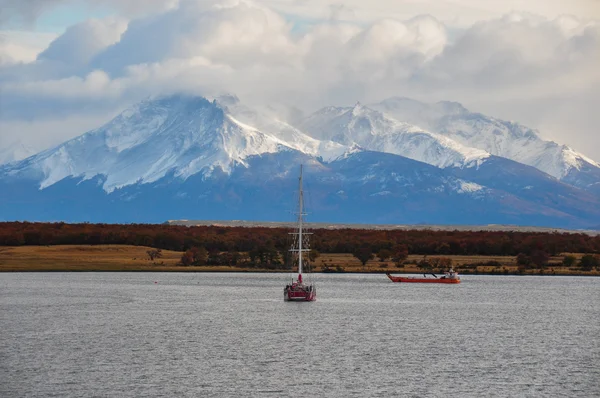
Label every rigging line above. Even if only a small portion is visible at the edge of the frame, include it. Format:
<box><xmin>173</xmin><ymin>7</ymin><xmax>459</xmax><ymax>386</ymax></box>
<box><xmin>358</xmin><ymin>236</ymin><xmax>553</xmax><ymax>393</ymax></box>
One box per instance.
<box><xmin>303</xmin><ymin>172</ymin><xmax>316</xmax><ymax>283</ymax></box>
<box><xmin>304</xmin><ymin>176</ymin><xmax>314</xmax><ymax>223</ymax></box>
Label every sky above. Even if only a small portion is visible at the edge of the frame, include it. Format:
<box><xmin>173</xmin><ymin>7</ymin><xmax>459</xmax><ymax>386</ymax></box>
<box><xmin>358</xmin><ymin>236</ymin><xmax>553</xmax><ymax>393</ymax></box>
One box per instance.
<box><xmin>0</xmin><ymin>0</ymin><xmax>599</xmax><ymax>160</ymax></box>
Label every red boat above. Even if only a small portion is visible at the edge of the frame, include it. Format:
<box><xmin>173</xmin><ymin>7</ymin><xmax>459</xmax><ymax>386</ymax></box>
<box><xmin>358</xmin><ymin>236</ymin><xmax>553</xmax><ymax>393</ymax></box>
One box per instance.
<box><xmin>284</xmin><ymin>165</ymin><xmax>316</xmax><ymax>302</ymax></box>
<box><xmin>386</xmin><ymin>269</ymin><xmax>461</xmax><ymax>284</ymax></box>
<box><xmin>284</xmin><ymin>273</ymin><xmax>316</xmax><ymax>301</ymax></box>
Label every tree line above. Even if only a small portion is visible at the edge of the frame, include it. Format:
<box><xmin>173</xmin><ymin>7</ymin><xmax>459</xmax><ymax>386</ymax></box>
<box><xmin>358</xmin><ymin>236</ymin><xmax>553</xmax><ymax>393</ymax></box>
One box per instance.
<box><xmin>1</xmin><ymin>222</ymin><xmax>599</xmax><ymax>257</ymax></box>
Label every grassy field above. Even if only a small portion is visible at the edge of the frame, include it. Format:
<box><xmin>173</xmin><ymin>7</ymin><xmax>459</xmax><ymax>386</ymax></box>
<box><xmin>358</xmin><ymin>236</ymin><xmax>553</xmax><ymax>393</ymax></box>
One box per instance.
<box><xmin>312</xmin><ymin>253</ymin><xmax>599</xmax><ymax>275</ymax></box>
<box><xmin>0</xmin><ymin>245</ymin><xmax>228</xmax><ymax>272</ymax></box>
<box><xmin>0</xmin><ymin>245</ymin><xmax>598</xmax><ymax>275</ymax></box>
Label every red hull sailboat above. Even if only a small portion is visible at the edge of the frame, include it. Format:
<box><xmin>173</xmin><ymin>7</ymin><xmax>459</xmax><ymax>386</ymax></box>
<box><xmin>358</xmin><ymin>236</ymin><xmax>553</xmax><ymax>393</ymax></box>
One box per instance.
<box><xmin>284</xmin><ymin>165</ymin><xmax>316</xmax><ymax>302</ymax></box>
<box><xmin>386</xmin><ymin>269</ymin><xmax>461</xmax><ymax>284</ymax></box>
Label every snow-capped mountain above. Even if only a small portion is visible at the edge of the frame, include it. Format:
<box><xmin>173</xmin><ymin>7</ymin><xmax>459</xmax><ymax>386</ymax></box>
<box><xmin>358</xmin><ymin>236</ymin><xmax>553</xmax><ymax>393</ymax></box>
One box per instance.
<box><xmin>215</xmin><ymin>94</ymin><xmax>347</xmax><ymax>162</ymax></box>
<box><xmin>371</xmin><ymin>97</ymin><xmax>600</xmax><ymax>194</ymax></box>
<box><xmin>2</xmin><ymin>94</ymin><xmax>351</xmax><ymax>193</ymax></box>
<box><xmin>1</xmin><ymin>94</ymin><xmax>600</xmax><ymax>228</ymax></box>
<box><xmin>4</xmin><ymin>95</ymin><xmax>309</xmax><ymax>193</ymax></box>
<box><xmin>3</xmin><ymin>145</ymin><xmax>600</xmax><ymax>227</ymax></box>
<box><xmin>299</xmin><ymin>102</ymin><xmax>490</xmax><ymax>169</ymax></box>
<box><xmin>0</xmin><ymin>141</ymin><xmax>36</xmax><ymax>165</ymax></box>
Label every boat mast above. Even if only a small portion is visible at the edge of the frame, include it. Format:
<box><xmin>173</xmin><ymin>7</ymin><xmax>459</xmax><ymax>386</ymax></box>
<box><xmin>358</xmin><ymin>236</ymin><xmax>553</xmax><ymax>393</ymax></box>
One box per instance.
<box><xmin>298</xmin><ymin>164</ymin><xmax>304</xmax><ymax>277</ymax></box>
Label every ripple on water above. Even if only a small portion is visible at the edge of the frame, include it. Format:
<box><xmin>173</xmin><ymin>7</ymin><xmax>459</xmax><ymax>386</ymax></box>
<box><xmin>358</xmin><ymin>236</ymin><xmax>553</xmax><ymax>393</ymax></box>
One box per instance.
<box><xmin>0</xmin><ymin>273</ymin><xmax>598</xmax><ymax>397</ymax></box>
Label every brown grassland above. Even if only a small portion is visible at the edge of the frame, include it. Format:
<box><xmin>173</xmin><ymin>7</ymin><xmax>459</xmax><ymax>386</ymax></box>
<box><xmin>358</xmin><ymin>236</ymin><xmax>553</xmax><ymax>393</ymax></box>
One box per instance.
<box><xmin>1</xmin><ymin>245</ymin><xmax>598</xmax><ymax>276</ymax></box>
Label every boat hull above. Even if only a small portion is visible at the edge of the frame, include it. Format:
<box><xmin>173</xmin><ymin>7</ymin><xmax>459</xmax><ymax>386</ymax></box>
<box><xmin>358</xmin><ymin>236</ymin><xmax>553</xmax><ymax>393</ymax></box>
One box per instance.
<box><xmin>386</xmin><ymin>273</ymin><xmax>460</xmax><ymax>284</ymax></box>
<box><xmin>284</xmin><ymin>286</ymin><xmax>316</xmax><ymax>301</ymax></box>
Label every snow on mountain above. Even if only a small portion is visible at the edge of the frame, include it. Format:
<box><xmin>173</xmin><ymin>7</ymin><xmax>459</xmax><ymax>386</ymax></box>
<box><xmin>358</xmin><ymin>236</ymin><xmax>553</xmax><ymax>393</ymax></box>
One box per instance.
<box><xmin>2</xmin><ymin>94</ymin><xmax>600</xmax><ymax>228</ymax></box>
<box><xmin>299</xmin><ymin>102</ymin><xmax>490</xmax><ymax>169</ymax></box>
<box><xmin>0</xmin><ymin>141</ymin><xmax>36</xmax><ymax>165</ymax></box>
<box><xmin>3</xmin><ymin>95</ymin><xmax>297</xmax><ymax>192</ymax></box>
<box><xmin>215</xmin><ymin>94</ymin><xmax>347</xmax><ymax>162</ymax></box>
<box><xmin>371</xmin><ymin>97</ymin><xmax>600</xmax><ymax>182</ymax></box>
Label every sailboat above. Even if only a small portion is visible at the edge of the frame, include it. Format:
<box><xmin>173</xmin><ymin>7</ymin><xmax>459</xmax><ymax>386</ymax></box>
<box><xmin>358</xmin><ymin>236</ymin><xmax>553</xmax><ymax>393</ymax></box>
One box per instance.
<box><xmin>284</xmin><ymin>165</ymin><xmax>317</xmax><ymax>302</ymax></box>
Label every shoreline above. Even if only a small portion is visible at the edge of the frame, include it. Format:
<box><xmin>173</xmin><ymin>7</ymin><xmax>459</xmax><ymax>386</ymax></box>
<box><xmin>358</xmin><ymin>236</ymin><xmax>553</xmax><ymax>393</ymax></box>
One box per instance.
<box><xmin>2</xmin><ymin>268</ymin><xmax>598</xmax><ymax>277</ymax></box>
<box><xmin>1</xmin><ymin>244</ymin><xmax>598</xmax><ymax>276</ymax></box>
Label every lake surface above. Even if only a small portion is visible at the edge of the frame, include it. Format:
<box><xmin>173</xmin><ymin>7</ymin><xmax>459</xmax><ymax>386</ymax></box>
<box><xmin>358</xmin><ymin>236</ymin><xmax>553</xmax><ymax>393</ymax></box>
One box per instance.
<box><xmin>1</xmin><ymin>273</ymin><xmax>598</xmax><ymax>397</ymax></box>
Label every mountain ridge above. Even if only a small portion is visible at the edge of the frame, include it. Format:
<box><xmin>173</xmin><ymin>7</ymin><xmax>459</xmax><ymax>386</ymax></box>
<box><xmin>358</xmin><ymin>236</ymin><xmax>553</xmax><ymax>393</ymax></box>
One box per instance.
<box><xmin>299</xmin><ymin>102</ymin><xmax>491</xmax><ymax>170</ymax></box>
<box><xmin>3</xmin><ymin>149</ymin><xmax>600</xmax><ymax>228</ymax></box>
<box><xmin>370</xmin><ymin>96</ymin><xmax>600</xmax><ymax>191</ymax></box>
<box><xmin>1</xmin><ymin>93</ymin><xmax>600</xmax><ymax>228</ymax></box>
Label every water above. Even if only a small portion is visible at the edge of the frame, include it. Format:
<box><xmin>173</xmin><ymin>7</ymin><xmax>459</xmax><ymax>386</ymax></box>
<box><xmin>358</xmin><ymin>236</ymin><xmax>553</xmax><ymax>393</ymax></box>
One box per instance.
<box><xmin>1</xmin><ymin>273</ymin><xmax>598</xmax><ymax>397</ymax></box>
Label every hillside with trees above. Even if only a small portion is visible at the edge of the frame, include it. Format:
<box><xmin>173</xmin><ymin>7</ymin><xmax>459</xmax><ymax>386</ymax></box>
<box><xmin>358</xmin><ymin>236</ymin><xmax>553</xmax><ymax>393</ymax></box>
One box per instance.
<box><xmin>1</xmin><ymin>222</ymin><xmax>599</xmax><ymax>254</ymax></box>
<box><xmin>0</xmin><ymin>222</ymin><xmax>599</xmax><ymax>273</ymax></box>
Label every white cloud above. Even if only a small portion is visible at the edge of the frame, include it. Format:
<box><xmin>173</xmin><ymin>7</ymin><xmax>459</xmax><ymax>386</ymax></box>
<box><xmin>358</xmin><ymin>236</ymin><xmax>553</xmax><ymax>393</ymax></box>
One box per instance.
<box><xmin>256</xmin><ymin>0</ymin><xmax>600</xmax><ymax>27</ymax></box>
<box><xmin>0</xmin><ymin>30</ymin><xmax>57</xmax><ymax>65</ymax></box>
<box><xmin>89</xmin><ymin>1</ymin><xmax>298</xmax><ymax>74</ymax></box>
<box><xmin>0</xmin><ymin>113</ymin><xmax>117</xmax><ymax>151</ymax></box>
<box><xmin>4</xmin><ymin>0</ymin><xmax>600</xmax><ymax>30</ymax></box>
<box><xmin>0</xmin><ymin>0</ymin><xmax>599</xmax><ymax>161</ymax></box>
<box><xmin>38</xmin><ymin>17</ymin><xmax>127</xmax><ymax>65</ymax></box>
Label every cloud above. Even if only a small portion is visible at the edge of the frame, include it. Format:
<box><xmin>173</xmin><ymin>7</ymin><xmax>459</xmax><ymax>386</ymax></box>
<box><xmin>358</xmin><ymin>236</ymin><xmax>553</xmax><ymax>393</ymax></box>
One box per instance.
<box><xmin>90</xmin><ymin>1</ymin><xmax>297</xmax><ymax>75</ymax></box>
<box><xmin>0</xmin><ymin>0</ymin><xmax>599</xmax><ymax>161</ymax></box>
<box><xmin>0</xmin><ymin>30</ymin><xmax>57</xmax><ymax>65</ymax></box>
<box><xmin>5</xmin><ymin>0</ymin><xmax>600</xmax><ymax>30</ymax></box>
<box><xmin>0</xmin><ymin>0</ymin><xmax>178</xmax><ymax>27</ymax></box>
<box><xmin>253</xmin><ymin>0</ymin><xmax>600</xmax><ymax>27</ymax></box>
<box><xmin>38</xmin><ymin>17</ymin><xmax>127</xmax><ymax>65</ymax></box>
<box><xmin>1</xmin><ymin>0</ymin><xmax>69</xmax><ymax>27</ymax></box>
<box><xmin>424</xmin><ymin>14</ymin><xmax>600</xmax><ymax>87</ymax></box>
<box><xmin>0</xmin><ymin>113</ymin><xmax>117</xmax><ymax>151</ymax></box>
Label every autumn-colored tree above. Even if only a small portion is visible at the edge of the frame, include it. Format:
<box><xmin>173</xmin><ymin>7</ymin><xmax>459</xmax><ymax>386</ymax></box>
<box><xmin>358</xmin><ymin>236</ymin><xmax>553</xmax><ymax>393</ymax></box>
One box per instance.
<box><xmin>530</xmin><ymin>250</ymin><xmax>549</xmax><ymax>268</ymax></box>
<box><xmin>147</xmin><ymin>249</ymin><xmax>162</xmax><ymax>261</ymax></box>
<box><xmin>353</xmin><ymin>247</ymin><xmax>374</xmax><ymax>270</ymax></box>
<box><xmin>579</xmin><ymin>254</ymin><xmax>600</xmax><ymax>271</ymax></box>
<box><xmin>2</xmin><ymin>222</ymin><xmax>600</xmax><ymax>260</ymax></box>
<box><xmin>429</xmin><ymin>257</ymin><xmax>441</xmax><ymax>268</ymax></box>
<box><xmin>248</xmin><ymin>245</ymin><xmax>280</xmax><ymax>266</ymax></box>
<box><xmin>377</xmin><ymin>249</ymin><xmax>391</xmax><ymax>262</ymax></box>
<box><xmin>438</xmin><ymin>257</ymin><xmax>453</xmax><ymax>268</ymax></box>
<box><xmin>436</xmin><ymin>242</ymin><xmax>451</xmax><ymax>254</ymax></box>
<box><xmin>181</xmin><ymin>250</ymin><xmax>194</xmax><ymax>266</ymax></box>
<box><xmin>516</xmin><ymin>253</ymin><xmax>531</xmax><ymax>267</ymax></box>
<box><xmin>417</xmin><ymin>259</ymin><xmax>431</xmax><ymax>272</ymax></box>
<box><xmin>562</xmin><ymin>255</ymin><xmax>577</xmax><ymax>267</ymax></box>
<box><xmin>308</xmin><ymin>249</ymin><xmax>320</xmax><ymax>262</ymax></box>
<box><xmin>392</xmin><ymin>245</ymin><xmax>409</xmax><ymax>266</ymax></box>
<box><xmin>180</xmin><ymin>247</ymin><xmax>208</xmax><ymax>266</ymax></box>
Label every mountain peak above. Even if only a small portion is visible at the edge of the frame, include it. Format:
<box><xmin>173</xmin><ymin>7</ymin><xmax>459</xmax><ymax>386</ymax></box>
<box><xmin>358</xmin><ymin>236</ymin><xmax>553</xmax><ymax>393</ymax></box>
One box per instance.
<box><xmin>2</xmin><ymin>93</ymin><xmax>600</xmax><ymax>226</ymax></box>
<box><xmin>215</xmin><ymin>93</ymin><xmax>241</xmax><ymax>107</ymax></box>
<box><xmin>370</xmin><ymin>96</ymin><xmax>600</xmax><ymax>184</ymax></box>
<box><xmin>352</xmin><ymin>101</ymin><xmax>364</xmax><ymax>115</ymax></box>
<box><xmin>7</xmin><ymin>94</ymin><xmax>295</xmax><ymax>192</ymax></box>
<box><xmin>3</xmin><ymin>93</ymin><xmax>599</xmax><ymax>203</ymax></box>
<box><xmin>301</xmin><ymin>103</ymin><xmax>490</xmax><ymax>169</ymax></box>
<box><xmin>434</xmin><ymin>101</ymin><xmax>469</xmax><ymax>115</ymax></box>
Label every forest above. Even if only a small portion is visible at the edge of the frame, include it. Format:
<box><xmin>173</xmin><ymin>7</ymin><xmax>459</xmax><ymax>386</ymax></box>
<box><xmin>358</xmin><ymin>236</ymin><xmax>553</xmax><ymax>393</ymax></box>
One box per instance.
<box><xmin>1</xmin><ymin>221</ymin><xmax>599</xmax><ymax>256</ymax></box>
